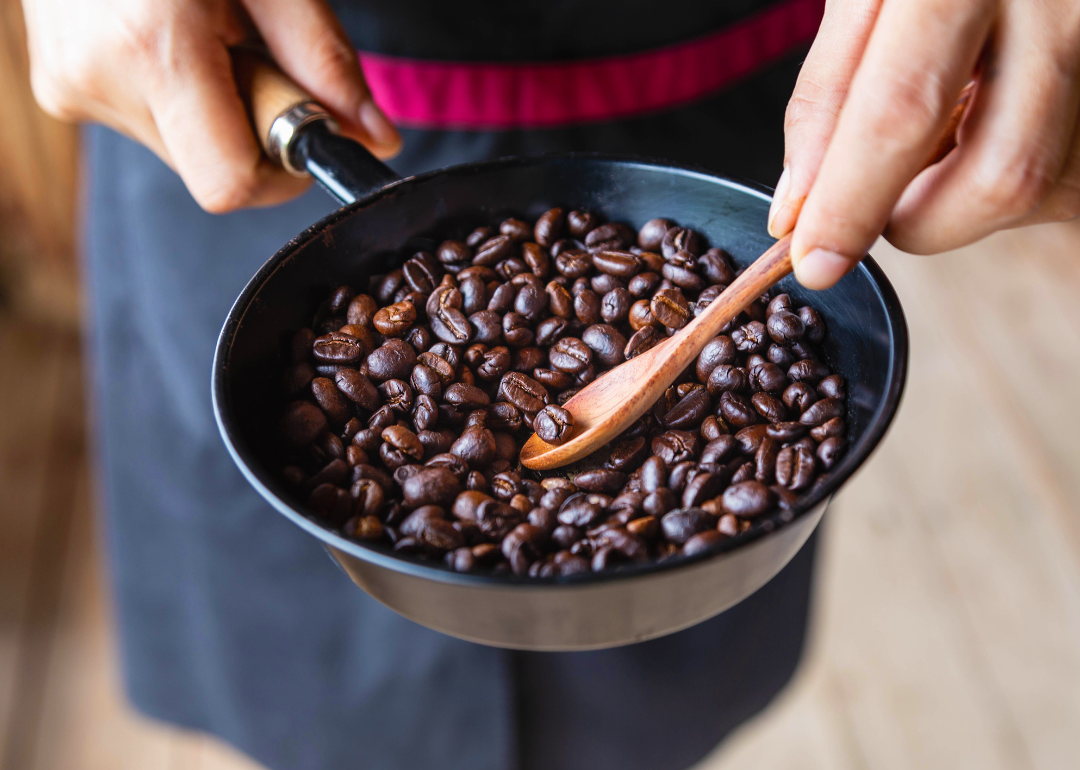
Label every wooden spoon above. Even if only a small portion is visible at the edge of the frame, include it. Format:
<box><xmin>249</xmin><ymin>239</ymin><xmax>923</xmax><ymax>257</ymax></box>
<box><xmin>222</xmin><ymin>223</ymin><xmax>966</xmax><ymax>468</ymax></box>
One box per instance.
<box><xmin>520</xmin><ymin>233</ymin><xmax>793</xmax><ymax>470</ymax></box>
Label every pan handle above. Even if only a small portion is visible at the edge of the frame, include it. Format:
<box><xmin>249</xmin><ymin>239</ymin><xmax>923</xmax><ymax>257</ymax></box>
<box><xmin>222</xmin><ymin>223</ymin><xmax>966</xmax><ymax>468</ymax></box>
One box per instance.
<box><xmin>233</xmin><ymin>50</ymin><xmax>401</xmax><ymax>205</ymax></box>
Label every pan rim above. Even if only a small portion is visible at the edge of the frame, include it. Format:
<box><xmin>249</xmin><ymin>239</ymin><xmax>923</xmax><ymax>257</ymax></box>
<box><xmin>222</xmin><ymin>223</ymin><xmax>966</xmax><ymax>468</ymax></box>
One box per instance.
<box><xmin>212</xmin><ymin>151</ymin><xmax>908</xmax><ymax>589</ymax></box>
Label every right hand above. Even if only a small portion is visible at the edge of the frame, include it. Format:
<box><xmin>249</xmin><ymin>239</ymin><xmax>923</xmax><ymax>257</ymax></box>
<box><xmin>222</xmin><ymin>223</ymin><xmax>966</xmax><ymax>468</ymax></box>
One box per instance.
<box><xmin>22</xmin><ymin>0</ymin><xmax>401</xmax><ymax>213</ymax></box>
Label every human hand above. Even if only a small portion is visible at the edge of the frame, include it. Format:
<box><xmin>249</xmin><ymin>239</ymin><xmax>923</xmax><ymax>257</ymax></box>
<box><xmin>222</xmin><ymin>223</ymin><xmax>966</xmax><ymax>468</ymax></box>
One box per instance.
<box><xmin>22</xmin><ymin>0</ymin><xmax>401</xmax><ymax>212</ymax></box>
<box><xmin>769</xmin><ymin>0</ymin><xmax>1080</xmax><ymax>289</ymax></box>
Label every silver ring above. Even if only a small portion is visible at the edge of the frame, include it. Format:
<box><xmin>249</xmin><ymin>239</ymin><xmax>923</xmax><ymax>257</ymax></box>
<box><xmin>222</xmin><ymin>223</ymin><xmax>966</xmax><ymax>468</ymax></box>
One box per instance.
<box><xmin>267</xmin><ymin>102</ymin><xmax>339</xmax><ymax>176</ymax></box>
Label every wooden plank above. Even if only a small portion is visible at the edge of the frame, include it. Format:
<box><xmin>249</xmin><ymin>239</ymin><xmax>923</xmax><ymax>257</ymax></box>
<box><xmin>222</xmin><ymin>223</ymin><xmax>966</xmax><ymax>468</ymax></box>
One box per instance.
<box><xmin>0</xmin><ymin>320</ymin><xmax>67</xmax><ymax>763</ymax></box>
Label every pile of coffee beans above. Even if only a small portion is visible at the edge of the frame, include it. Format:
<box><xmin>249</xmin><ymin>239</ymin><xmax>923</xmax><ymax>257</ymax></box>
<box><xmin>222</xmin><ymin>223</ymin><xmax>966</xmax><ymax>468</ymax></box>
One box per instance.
<box><xmin>275</xmin><ymin>210</ymin><xmax>847</xmax><ymax>577</ymax></box>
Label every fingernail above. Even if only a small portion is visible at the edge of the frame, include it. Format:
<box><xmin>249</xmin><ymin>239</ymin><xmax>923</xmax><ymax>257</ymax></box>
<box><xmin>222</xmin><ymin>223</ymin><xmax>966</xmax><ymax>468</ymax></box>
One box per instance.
<box><xmin>792</xmin><ymin>248</ymin><xmax>853</xmax><ymax>290</ymax></box>
<box><xmin>767</xmin><ymin>167</ymin><xmax>794</xmax><ymax>238</ymax></box>
<box><xmin>358</xmin><ymin>100</ymin><xmax>401</xmax><ymax>150</ymax></box>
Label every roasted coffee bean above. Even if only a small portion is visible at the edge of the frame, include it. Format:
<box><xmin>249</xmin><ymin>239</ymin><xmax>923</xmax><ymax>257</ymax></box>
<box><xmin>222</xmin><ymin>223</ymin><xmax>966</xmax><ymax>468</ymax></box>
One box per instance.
<box><xmin>279</xmin><ymin>401</ymin><xmax>328</xmax><ymax>447</ymax></box>
<box><xmin>650</xmin><ymin>288</ymin><xmax>692</xmax><ymax>329</ymax></box>
<box><xmin>651</xmin><ymin>430</ymin><xmax>701</xmax><ymax>465</ymax></box>
<box><xmin>817</xmin><ymin>436</ymin><xmax>846</xmax><ymax>469</ymax></box>
<box><xmin>313</xmin><ymin>331</ymin><xmax>365</xmax><ymax>365</ymax></box>
<box><xmin>661</xmin><ymin>508</ymin><xmax>715</xmax><ymax>544</ymax></box>
<box><xmin>308</xmin><ymin>483</ymin><xmax>353</xmax><ymax>525</ymax></box>
<box><xmin>721</xmin><ymin>481</ymin><xmax>774</xmax><ymax>518</ymax></box>
<box><xmin>374</xmin><ymin>270</ymin><xmax>404</xmax><ymax>305</ymax></box>
<box><xmin>467</xmin><ymin>311</ymin><xmax>502</xmax><ymax>344</ymax></box>
<box><xmin>624</xmin><ymin>326</ymin><xmax>663</xmax><ymax>360</ymax></box>
<box><xmin>486</xmin><ymin>282</ymin><xmax>515</xmax><ymax>314</ymax></box>
<box><xmin>499</xmin><ymin>372</ymin><xmax>549</xmax><ymax>413</ymax></box>
<box><xmin>766</xmin><ymin>310</ymin><xmax>804</xmax><ymax>344</ymax></box>
<box><xmin>378</xmin><ymin>379</ymin><xmax>414</xmax><ymax>413</ymax></box>
<box><xmin>817</xmin><ymin>374</ymin><xmax>846</xmax><ymax>400</ymax></box>
<box><xmin>707</xmin><ymin>364</ymin><xmax>750</xmax><ymax>396</ymax></box>
<box><xmin>696</xmin><ymin>336</ymin><xmax>736</xmax><ymax>383</ymax></box>
<box><xmin>755</xmin><ymin>437</ymin><xmax>779</xmax><ymax>483</ymax></box>
<box><xmin>637</xmin><ymin>218</ymin><xmax>672</xmax><ymax>251</ymax></box>
<box><xmin>554</xmin><ymin>250</ymin><xmax>592</xmax><ymax>279</ymax></box>
<box><xmin>584</xmin><ymin>222</ymin><xmax>633</xmax><ymax>250</ymax></box>
<box><xmin>402</xmin><ymin>467</ymin><xmax>461</xmax><ymax>508</ymax></box>
<box><xmin>437</xmin><ymin>240</ymin><xmax>471</xmax><ymax>265</ymax></box>
<box><xmin>545</xmin><ymin>280</ymin><xmax>574</xmax><ymax>318</ymax></box>
<box><xmin>682</xmin><ymin>471</ymin><xmax>726</xmax><ymax>508</ymax></box>
<box><xmin>442</xmin><ymin>382</ymin><xmax>489</xmax><ymax>409</ymax></box>
<box><xmin>345</xmin><ymin>294</ymin><xmax>378</xmax><ymax>327</ymax></box>
<box><xmin>700</xmin><ymin>435</ymin><xmax>737</xmax><ymax>465</ymax></box>
<box><xmin>474</xmin><ymin>345</ymin><xmax>510</xmax><ymax>382</ymax></box>
<box><xmin>565</xmin><ymin>210</ymin><xmax>597</xmax><ymax>238</ymax></box>
<box><xmin>662</xmin><ymin>388</ymin><xmax>711</xmax><ymax>430</ymax></box>
<box><xmin>599</xmin><ymin>287</ymin><xmax>632</xmax><ymax>324</ymax></box>
<box><xmin>661</xmin><ymin>227</ymin><xmax>704</xmax><ymax>258</ymax></box>
<box><xmin>533</xmin><ymin>208</ymin><xmax>565</xmax><ymax>246</ymax></box>
<box><xmin>381</xmin><ymin>425</ymin><xmax>424</xmax><ymax>463</ymax></box>
<box><xmin>486</xmin><ymin>401</ymin><xmax>523</xmax><ymax>432</ymax></box>
<box><xmin>450</xmin><ymin>426</ymin><xmax>497</xmax><ymax>467</ymax></box>
<box><xmin>767</xmin><ymin>343</ymin><xmax>797</xmax><ymax>368</ymax></box>
<box><xmin>410</xmin><ymin>364</ymin><xmax>443</xmax><ymax>399</ymax></box>
<box><xmin>534</xmin><ymin>404</ymin><xmax>574</xmax><ymax>444</ymax></box>
<box><xmin>549</xmin><ymin>337</ymin><xmax>592</xmax><ymax>373</ymax></box>
<box><xmin>800</xmin><ymin>397</ymin><xmax>845</xmax><ymax>426</ymax></box>
<box><xmin>782</xmin><ymin>381</ymin><xmax>818</xmax><ymax>413</ymax></box>
<box><xmin>500</xmin><ymin>312</ymin><xmax>532</xmax><ymax>348</ymax></box>
<box><xmin>592</xmin><ymin>250</ymin><xmax>642</xmax><ymax>277</ymax></box>
<box><xmin>798</xmin><ymin>306</ymin><xmax>826</xmax><ymax>342</ymax></box>
<box><xmin>573</xmin><ymin>289</ymin><xmax>602</xmax><ymax>326</ymax></box>
<box><xmin>767</xmin><ymin>421</ymin><xmax>807</xmax><ymax>442</ymax></box>
<box><xmin>628</xmin><ymin>299</ymin><xmax>660</xmax><ymax>332</ymax></box>
<box><xmin>473</xmin><ymin>234</ymin><xmax>513</xmax><ymax>266</ymax></box>
<box><xmin>497</xmin><ymin>217</ymin><xmax>530</xmax><ymax>242</ymax></box>
<box><xmin>627</xmin><ymin>271</ymin><xmax>660</xmax><ymax>298</ymax></box>
<box><xmin>696</xmin><ymin>248</ymin><xmax>735</xmax><ymax>285</ymax></box>
<box><xmin>605</xmin><ymin>437</ymin><xmax>648</xmax><ymax>472</ymax></box>
<box><xmin>661</xmin><ymin>262</ymin><xmax>706</xmax><ymax>293</ymax></box>
<box><xmin>557</xmin><ymin>498</ymin><xmax>604</xmax><ymax>528</ymax></box>
<box><xmin>718</xmin><ymin>391</ymin><xmax>759</xmax><ymax>429</ymax></box>
<box><xmin>532</xmin><ymin>367</ymin><xmax>574</xmax><ymax>390</ymax></box>
<box><xmin>751</xmin><ymin>392</ymin><xmax>787</xmax><ymax>423</ymax></box>
<box><xmin>749</xmin><ymin>361</ymin><xmax>788</xmax><ymax>393</ymax></box>
<box><xmin>366</xmin><ymin>339</ymin><xmax>417</xmax><ymax>381</ymax></box>
<box><xmin>309</xmin><ymin>377</ymin><xmax>351</xmax><ymax>425</ymax></box>
<box><xmin>788</xmin><ymin>358</ymin><xmax>831</xmax><ymax>384</ymax></box>
<box><xmin>582</xmin><ymin>324</ymin><xmax>627</xmax><ymax>366</ymax></box>
<box><xmin>465</xmin><ymin>227</ymin><xmax>493</xmax><ymax>248</ymax></box>
<box><xmin>810</xmin><ymin>417</ymin><xmax>844</xmax><ymax>442</ymax></box>
<box><xmin>732</xmin><ymin>321</ymin><xmax>769</xmax><ymax>353</ymax></box>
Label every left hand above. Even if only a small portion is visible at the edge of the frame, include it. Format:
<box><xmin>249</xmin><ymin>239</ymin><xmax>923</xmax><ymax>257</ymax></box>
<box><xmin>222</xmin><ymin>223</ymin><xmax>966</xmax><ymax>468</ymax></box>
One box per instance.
<box><xmin>769</xmin><ymin>0</ymin><xmax>1080</xmax><ymax>289</ymax></box>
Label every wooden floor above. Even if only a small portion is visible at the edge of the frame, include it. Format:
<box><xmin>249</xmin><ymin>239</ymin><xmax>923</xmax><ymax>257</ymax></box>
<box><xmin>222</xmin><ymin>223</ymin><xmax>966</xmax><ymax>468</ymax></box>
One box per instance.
<box><xmin>2</xmin><ymin>222</ymin><xmax>1079</xmax><ymax>769</ymax></box>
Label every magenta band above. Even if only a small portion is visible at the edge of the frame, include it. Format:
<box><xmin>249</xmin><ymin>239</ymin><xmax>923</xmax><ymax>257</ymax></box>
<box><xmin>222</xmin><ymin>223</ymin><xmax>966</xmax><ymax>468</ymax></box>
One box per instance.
<box><xmin>357</xmin><ymin>0</ymin><xmax>825</xmax><ymax>130</ymax></box>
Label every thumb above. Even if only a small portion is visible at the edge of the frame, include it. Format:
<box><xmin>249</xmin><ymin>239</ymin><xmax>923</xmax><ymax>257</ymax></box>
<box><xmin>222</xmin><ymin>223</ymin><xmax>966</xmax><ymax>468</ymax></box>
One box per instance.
<box><xmin>243</xmin><ymin>0</ymin><xmax>402</xmax><ymax>159</ymax></box>
<box><xmin>769</xmin><ymin>0</ymin><xmax>882</xmax><ymax>240</ymax></box>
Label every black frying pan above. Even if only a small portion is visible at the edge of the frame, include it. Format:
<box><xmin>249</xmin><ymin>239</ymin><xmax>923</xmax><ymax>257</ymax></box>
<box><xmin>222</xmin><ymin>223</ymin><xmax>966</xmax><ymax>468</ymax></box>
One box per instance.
<box><xmin>212</xmin><ymin>56</ymin><xmax>908</xmax><ymax>650</ymax></box>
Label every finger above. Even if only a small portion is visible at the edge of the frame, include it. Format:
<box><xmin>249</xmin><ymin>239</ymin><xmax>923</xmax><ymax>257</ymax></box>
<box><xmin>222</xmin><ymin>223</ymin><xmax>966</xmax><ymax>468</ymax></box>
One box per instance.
<box><xmin>768</xmin><ymin>0</ymin><xmax>883</xmax><ymax>239</ymax></box>
<box><xmin>887</xmin><ymin>3</ymin><xmax>1080</xmax><ymax>252</ymax></box>
<box><xmin>144</xmin><ymin>36</ymin><xmax>311</xmax><ymax>213</ymax></box>
<box><xmin>790</xmin><ymin>0</ymin><xmax>993</xmax><ymax>289</ymax></box>
<box><xmin>243</xmin><ymin>0</ymin><xmax>402</xmax><ymax>159</ymax></box>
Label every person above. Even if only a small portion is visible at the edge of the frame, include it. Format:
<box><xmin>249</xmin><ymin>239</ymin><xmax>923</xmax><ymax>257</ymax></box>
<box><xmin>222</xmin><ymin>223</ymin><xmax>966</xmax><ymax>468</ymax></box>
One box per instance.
<box><xmin>20</xmin><ymin>0</ymin><xmax>1080</xmax><ymax>768</ymax></box>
